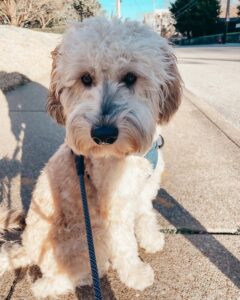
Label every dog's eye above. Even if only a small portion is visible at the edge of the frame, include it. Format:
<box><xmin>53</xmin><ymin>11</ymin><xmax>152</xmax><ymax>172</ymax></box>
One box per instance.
<box><xmin>81</xmin><ymin>73</ymin><xmax>93</xmax><ymax>87</ymax></box>
<box><xmin>122</xmin><ymin>72</ymin><xmax>137</xmax><ymax>87</ymax></box>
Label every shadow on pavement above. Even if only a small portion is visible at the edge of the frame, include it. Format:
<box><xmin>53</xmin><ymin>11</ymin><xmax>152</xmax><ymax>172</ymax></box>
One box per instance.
<box><xmin>154</xmin><ymin>188</ymin><xmax>240</xmax><ymax>289</ymax></box>
<box><xmin>0</xmin><ymin>71</ymin><xmax>64</xmax><ymax>210</ymax></box>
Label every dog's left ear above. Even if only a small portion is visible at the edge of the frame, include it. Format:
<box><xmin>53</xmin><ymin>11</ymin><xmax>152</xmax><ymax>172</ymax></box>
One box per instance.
<box><xmin>46</xmin><ymin>46</ymin><xmax>66</xmax><ymax>125</ymax></box>
<box><xmin>158</xmin><ymin>52</ymin><xmax>182</xmax><ymax>124</ymax></box>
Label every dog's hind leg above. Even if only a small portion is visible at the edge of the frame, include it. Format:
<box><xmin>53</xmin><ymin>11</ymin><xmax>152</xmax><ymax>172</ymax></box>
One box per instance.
<box><xmin>0</xmin><ymin>242</ymin><xmax>30</xmax><ymax>275</ymax></box>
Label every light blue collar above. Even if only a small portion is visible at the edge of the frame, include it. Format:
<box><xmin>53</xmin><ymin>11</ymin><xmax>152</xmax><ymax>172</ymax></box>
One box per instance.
<box><xmin>144</xmin><ymin>135</ymin><xmax>164</xmax><ymax>170</ymax></box>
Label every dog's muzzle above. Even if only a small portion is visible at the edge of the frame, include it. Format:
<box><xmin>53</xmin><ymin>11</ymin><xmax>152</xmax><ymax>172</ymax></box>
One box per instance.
<box><xmin>91</xmin><ymin>125</ymin><xmax>118</xmax><ymax>145</ymax></box>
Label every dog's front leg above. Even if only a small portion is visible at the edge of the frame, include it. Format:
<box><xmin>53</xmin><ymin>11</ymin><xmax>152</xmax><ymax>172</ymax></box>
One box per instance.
<box><xmin>135</xmin><ymin>209</ymin><xmax>165</xmax><ymax>253</ymax></box>
<box><xmin>108</xmin><ymin>205</ymin><xmax>154</xmax><ymax>291</ymax></box>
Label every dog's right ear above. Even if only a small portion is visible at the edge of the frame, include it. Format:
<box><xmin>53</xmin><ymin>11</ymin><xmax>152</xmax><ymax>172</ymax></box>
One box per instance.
<box><xmin>158</xmin><ymin>51</ymin><xmax>182</xmax><ymax>124</ymax></box>
<box><xmin>46</xmin><ymin>47</ymin><xmax>65</xmax><ymax>125</ymax></box>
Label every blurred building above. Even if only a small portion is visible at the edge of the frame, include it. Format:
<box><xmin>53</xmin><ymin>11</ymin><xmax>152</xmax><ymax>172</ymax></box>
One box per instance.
<box><xmin>143</xmin><ymin>9</ymin><xmax>175</xmax><ymax>38</ymax></box>
<box><xmin>218</xmin><ymin>0</ymin><xmax>240</xmax><ymax>34</ymax></box>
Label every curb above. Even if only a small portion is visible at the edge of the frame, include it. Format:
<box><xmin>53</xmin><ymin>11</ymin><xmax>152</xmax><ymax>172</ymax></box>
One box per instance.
<box><xmin>183</xmin><ymin>88</ymin><xmax>240</xmax><ymax>149</ymax></box>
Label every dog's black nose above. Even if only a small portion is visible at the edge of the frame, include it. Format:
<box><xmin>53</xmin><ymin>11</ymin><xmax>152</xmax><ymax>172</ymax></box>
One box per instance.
<box><xmin>91</xmin><ymin>125</ymin><xmax>118</xmax><ymax>145</ymax></box>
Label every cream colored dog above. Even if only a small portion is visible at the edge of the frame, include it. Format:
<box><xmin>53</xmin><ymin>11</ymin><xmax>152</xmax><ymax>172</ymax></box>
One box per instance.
<box><xmin>0</xmin><ymin>17</ymin><xmax>181</xmax><ymax>298</ymax></box>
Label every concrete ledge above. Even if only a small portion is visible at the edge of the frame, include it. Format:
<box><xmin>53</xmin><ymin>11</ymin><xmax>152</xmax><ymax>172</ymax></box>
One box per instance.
<box><xmin>184</xmin><ymin>88</ymin><xmax>240</xmax><ymax>148</ymax></box>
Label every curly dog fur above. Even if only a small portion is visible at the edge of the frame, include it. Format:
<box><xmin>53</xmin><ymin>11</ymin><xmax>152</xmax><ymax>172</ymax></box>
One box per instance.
<box><xmin>0</xmin><ymin>17</ymin><xmax>181</xmax><ymax>298</ymax></box>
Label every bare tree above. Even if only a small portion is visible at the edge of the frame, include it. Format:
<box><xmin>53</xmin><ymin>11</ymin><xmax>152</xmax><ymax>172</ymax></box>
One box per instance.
<box><xmin>0</xmin><ymin>0</ymin><xmax>101</xmax><ymax>28</ymax></box>
<box><xmin>0</xmin><ymin>0</ymin><xmax>37</xmax><ymax>26</ymax></box>
<box><xmin>0</xmin><ymin>0</ymin><xmax>65</xmax><ymax>27</ymax></box>
<box><xmin>50</xmin><ymin>0</ymin><xmax>102</xmax><ymax>26</ymax></box>
<box><xmin>237</xmin><ymin>0</ymin><xmax>240</xmax><ymax>17</ymax></box>
<box><xmin>36</xmin><ymin>0</ymin><xmax>66</xmax><ymax>28</ymax></box>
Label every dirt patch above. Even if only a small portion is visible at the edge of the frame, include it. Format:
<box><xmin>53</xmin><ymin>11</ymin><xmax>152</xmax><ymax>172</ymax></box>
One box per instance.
<box><xmin>0</xmin><ymin>71</ymin><xmax>30</xmax><ymax>93</ymax></box>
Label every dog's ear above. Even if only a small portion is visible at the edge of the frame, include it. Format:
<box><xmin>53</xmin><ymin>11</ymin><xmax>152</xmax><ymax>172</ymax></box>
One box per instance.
<box><xmin>158</xmin><ymin>52</ymin><xmax>182</xmax><ymax>124</ymax></box>
<box><xmin>46</xmin><ymin>46</ymin><xmax>65</xmax><ymax>125</ymax></box>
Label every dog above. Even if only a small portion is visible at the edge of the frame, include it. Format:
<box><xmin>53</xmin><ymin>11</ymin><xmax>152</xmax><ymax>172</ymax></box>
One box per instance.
<box><xmin>0</xmin><ymin>17</ymin><xmax>181</xmax><ymax>298</ymax></box>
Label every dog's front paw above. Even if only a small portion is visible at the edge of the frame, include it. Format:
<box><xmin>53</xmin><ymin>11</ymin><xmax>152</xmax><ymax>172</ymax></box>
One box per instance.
<box><xmin>140</xmin><ymin>231</ymin><xmax>165</xmax><ymax>254</ymax></box>
<box><xmin>119</xmin><ymin>262</ymin><xmax>154</xmax><ymax>291</ymax></box>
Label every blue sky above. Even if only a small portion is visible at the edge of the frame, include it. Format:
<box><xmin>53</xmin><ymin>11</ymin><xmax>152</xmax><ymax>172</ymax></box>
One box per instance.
<box><xmin>99</xmin><ymin>0</ymin><xmax>168</xmax><ymax>20</ymax></box>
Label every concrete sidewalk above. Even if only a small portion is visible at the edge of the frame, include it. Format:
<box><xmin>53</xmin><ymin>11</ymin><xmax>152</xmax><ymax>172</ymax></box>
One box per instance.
<box><xmin>0</xmin><ymin>81</ymin><xmax>240</xmax><ymax>299</ymax></box>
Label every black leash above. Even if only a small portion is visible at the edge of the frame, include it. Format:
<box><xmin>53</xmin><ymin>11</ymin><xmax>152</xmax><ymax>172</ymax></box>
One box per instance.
<box><xmin>74</xmin><ymin>154</ymin><xmax>103</xmax><ymax>300</ymax></box>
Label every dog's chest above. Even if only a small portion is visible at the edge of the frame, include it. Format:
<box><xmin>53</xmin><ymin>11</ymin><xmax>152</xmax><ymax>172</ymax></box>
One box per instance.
<box><xmin>56</xmin><ymin>153</ymin><xmax>154</xmax><ymax>228</ymax></box>
<box><xmin>86</xmin><ymin>156</ymin><xmax>153</xmax><ymax>201</ymax></box>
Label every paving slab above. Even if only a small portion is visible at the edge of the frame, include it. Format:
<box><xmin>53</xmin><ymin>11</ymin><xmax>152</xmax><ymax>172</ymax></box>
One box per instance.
<box><xmin>3</xmin><ymin>234</ymin><xmax>240</xmax><ymax>300</ymax></box>
<box><xmin>160</xmin><ymin>97</ymin><xmax>240</xmax><ymax>233</ymax></box>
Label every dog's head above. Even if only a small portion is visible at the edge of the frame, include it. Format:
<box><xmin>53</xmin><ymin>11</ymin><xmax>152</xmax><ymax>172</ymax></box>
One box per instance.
<box><xmin>47</xmin><ymin>18</ymin><xmax>181</xmax><ymax>158</ymax></box>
